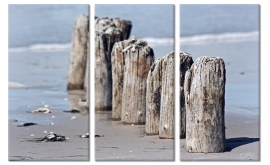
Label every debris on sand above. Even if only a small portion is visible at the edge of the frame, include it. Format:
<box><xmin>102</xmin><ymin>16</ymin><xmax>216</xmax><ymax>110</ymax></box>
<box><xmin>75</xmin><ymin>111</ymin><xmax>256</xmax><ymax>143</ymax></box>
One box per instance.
<box><xmin>31</xmin><ymin>105</ymin><xmax>52</xmax><ymax>113</ymax></box>
<box><xmin>39</xmin><ymin>133</ymin><xmax>67</xmax><ymax>142</ymax></box>
<box><xmin>17</xmin><ymin>122</ymin><xmax>37</xmax><ymax>127</ymax></box>
<box><xmin>80</xmin><ymin>133</ymin><xmax>89</xmax><ymax>138</ymax></box>
<box><xmin>95</xmin><ymin>135</ymin><xmax>105</xmax><ymax>138</ymax></box>
<box><xmin>78</xmin><ymin>99</ymin><xmax>87</xmax><ymax>107</ymax></box>
<box><xmin>63</xmin><ymin>109</ymin><xmax>80</xmax><ymax>113</ymax></box>
<box><xmin>71</xmin><ymin>116</ymin><xmax>76</xmax><ymax>120</ymax></box>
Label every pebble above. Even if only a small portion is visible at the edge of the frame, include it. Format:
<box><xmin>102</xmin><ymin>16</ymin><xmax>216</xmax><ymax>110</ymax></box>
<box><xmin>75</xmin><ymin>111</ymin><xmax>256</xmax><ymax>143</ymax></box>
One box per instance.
<box><xmin>50</xmin><ymin>123</ymin><xmax>54</xmax><ymax>125</ymax></box>
<box><xmin>51</xmin><ymin>116</ymin><xmax>55</xmax><ymax>118</ymax></box>
<box><xmin>31</xmin><ymin>134</ymin><xmax>34</xmax><ymax>136</ymax></box>
<box><xmin>71</xmin><ymin>116</ymin><xmax>76</xmax><ymax>120</ymax></box>
<box><xmin>44</xmin><ymin>130</ymin><xmax>48</xmax><ymax>133</ymax></box>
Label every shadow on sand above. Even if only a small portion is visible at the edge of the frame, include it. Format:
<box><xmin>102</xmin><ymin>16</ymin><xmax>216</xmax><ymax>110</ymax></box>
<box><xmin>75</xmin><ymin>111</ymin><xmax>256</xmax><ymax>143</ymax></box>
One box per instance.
<box><xmin>226</xmin><ymin>137</ymin><xmax>259</xmax><ymax>152</ymax></box>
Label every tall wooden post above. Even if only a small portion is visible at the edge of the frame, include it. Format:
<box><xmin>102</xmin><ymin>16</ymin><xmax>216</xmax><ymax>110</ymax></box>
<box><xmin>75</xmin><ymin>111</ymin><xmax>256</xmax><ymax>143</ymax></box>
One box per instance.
<box><xmin>180</xmin><ymin>52</ymin><xmax>193</xmax><ymax>139</ymax></box>
<box><xmin>67</xmin><ymin>15</ymin><xmax>89</xmax><ymax>90</ymax></box>
<box><xmin>95</xmin><ymin>17</ymin><xmax>123</xmax><ymax>111</ymax></box>
<box><xmin>184</xmin><ymin>56</ymin><xmax>226</xmax><ymax>153</ymax></box>
<box><xmin>84</xmin><ymin>32</ymin><xmax>90</xmax><ymax>107</ymax></box>
<box><xmin>111</xmin><ymin>37</ymin><xmax>135</xmax><ymax>120</ymax></box>
<box><xmin>95</xmin><ymin>31</ymin><xmax>112</xmax><ymax>110</ymax></box>
<box><xmin>121</xmin><ymin>39</ymin><xmax>155</xmax><ymax>124</ymax></box>
<box><xmin>159</xmin><ymin>52</ymin><xmax>174</xmax><ymax>139</ymax></box>
<box><xmin>145</xmin><ymin>57</ymin><xmax>163</xmax><ymax>135</ymax></box>
<box><xmin>112</xmin><ymin>17</ymin><xmax>132</xmax><ymax>40</ymax></box>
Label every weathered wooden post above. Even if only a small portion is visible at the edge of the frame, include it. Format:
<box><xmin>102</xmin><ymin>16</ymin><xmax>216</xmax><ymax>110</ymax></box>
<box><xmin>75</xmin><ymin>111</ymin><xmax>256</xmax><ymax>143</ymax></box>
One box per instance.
<box><xmin>95</xmin><ymin>17</ymin><xmax>124</xmax><ymax>111</ymax></box>
<box><xmin>84</xmin><ymin>32</ymin><xmax>90</xmax><ymax>107</ymax></box>
<box><xmin>180</xmin><ymin>52</ymin><xmax>193</xmax><ymax>139</ymax></box>
<box><xmin>95</xmin><ymin>31</ymin><xmax>112</xmax><ymax>110</ymax></box>
<box><xmin>184</xmin><ymin>56</ymin><xmax>226</xmax><ymax>153</ymax></box>
<box><xmin>111</xmin><ymin>37</ymin><xmax>134</xmax><ymax>120</ymax></box>
<box><xmin>145</xmin><ymin>57</ymin><xmax>163</xmax><ymax>135</ymax></box>
<box><xmin>159</xmin><ymin>52</ymin><xmax>174</xmax><ymax>139</ymax></box>
<box><xmin>121</xmin><ymin>38</ymin><xmax>155</xmax><ymax>124</ymax></box>
<box><xmin>67</xmin><ymin>15</ymin><xmax>89</xmax><ymax>90</ymax></box>
<box><xmin>112</xmin><ymin>17</ymin><xmax>132</xmax><ymax>40</ymax></box>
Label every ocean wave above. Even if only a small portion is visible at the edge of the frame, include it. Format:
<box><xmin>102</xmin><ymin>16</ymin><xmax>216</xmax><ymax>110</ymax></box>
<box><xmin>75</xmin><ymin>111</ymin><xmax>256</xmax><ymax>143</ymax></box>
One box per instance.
<box><xmin>9</xmin><ymin>81</ymin><xmax>27</xmax><ymax>89</ymax></box>
<box><xmin>9</xmin><ymin>43</ymin><xmax>71</xmax><ymax>52</ymax></box>
<box><xmin>140</xmin><ymin>37</ymin><xmax>174</xmax><ymax>46</ymax></box>
<box><xmin>181</xmin><ymin>31</ymin><xmax>259</xmax><ymax>45</ymax></box>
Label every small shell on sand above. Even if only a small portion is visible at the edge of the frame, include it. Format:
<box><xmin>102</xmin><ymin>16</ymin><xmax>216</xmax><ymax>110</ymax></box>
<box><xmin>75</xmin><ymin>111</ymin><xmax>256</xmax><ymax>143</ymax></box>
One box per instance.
<box><xmin>31</xmin><ymin>107</ymin><xmax>52</xmax><ymax>113</ymax></box>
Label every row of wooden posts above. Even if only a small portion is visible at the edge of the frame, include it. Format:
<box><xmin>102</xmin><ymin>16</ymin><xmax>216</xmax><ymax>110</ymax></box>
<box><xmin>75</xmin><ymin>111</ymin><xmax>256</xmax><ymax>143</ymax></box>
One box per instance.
<box><xmin>94</xmin><ymin>17</ymin><xmax>175</xmax><ymax>139</ymax></box>
<box><xmin>67</xmin><ymin>15</ymin><xmax>226</xmax><ymax>152</ymax></box>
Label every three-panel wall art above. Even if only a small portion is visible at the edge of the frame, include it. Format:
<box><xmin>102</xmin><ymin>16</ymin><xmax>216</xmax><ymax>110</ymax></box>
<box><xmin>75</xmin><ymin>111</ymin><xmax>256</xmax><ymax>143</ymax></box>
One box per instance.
<box><xmin>8</xmin><ymin>4</ymin><xmax>259</xmax><ymax>161</ymax></box>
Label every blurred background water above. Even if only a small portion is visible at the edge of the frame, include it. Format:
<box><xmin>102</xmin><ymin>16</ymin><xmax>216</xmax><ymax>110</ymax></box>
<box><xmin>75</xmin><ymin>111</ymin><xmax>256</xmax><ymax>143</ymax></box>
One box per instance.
<box><xmin>9</xmin><ymin>4</ymin><xmax>88</xmax><ymax>49</ymax></box>
<box><xmin>180</xmin><ymin>4</ymin><xmax>259</xmax><ymax>116</ymax></box>
<box><xmin>8</xmin><ymin>4</ymin><xmax>89</xmax><ymax>122</ymax></box>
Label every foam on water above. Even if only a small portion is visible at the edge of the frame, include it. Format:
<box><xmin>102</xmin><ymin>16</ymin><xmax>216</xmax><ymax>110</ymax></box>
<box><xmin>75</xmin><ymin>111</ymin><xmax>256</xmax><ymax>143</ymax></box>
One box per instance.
<box><xmin>181</xmin><ymin>31</ymin><xmax>259</xmax><ymax>45</ymax></box>
<box><xmin>9</xmin><ymin>43</ymin><xmax>71</xmax><ymax>53</ymax></box>
<box><xmin>140</xmin><ymin>37</ymin><xmax>174</xmax><ymax>46</ymax></box>
<box><xmin>9</xmin><ymin>81</ymin><xmax>27</xmax><ymax>89</ymax></box>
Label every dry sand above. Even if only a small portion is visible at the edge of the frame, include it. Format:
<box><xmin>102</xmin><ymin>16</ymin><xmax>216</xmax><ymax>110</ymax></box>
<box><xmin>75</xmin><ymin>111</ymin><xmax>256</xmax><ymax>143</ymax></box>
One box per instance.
<box><xmin>180</xmin><ymin>113</ymin><xmax>259</xmax><ymax>161</ymax></box>
<box><xmin>95</xmin><ymin>111</ymin><xmax>174</xmax><ymax>161</ymax></box>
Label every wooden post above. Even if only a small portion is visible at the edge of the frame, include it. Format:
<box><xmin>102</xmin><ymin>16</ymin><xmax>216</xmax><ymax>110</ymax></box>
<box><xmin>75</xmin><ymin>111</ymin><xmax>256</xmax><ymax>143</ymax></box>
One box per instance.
<box><xmin>111</xmin><ymin>37</ymin><xmax>134</xmax><ymax>120</ymax></box>
<box><xmin>112</xmin><ymin>17</ymin><xmax>132</xmax><ymax>40</ymax></box>
<box><xmin>184</xmin><ymin>56</ymin><xmax>226</xmax><ymax>153</ymax></box>
<box><xmin>104</xmin><ymin>27</ymin><xmax>124</xmax><ymax>52</ymax></box>
<box><xmin>95</xmin><ymin>17</ymin><xmax>125</xmax><ymax>111</ymax></box>
<box><xmin>145</xmin><ymin>57</ymin><xmax>163</xmax><ymax>135</ymax></box>
<box><xmin>95</xmin><ymin>31</ymin><xmax>112</xmax><ymax>110</ymax></box>
<box><xmin>121</xmin><ymin>38</ymin><xmax>155</xmax><ymax>124</ymax></box>
<box><xmin>159</xmin><ymin>52</ymin><xmax>174</xmax><ymax>139</ymax></box>
<box><xmin>180</xmin><ymin>52</ymin><xmax>194</xmax><ymax>139</ymax></box>
<box><xmin>67</xmin><ymin>15</ymin><xmax>89</xmax><ymax>90</ymax></box>
<box><xmin>84</xmin><ymin>32</ymin><xmax>90</xmax><ymax>107</ymax></box>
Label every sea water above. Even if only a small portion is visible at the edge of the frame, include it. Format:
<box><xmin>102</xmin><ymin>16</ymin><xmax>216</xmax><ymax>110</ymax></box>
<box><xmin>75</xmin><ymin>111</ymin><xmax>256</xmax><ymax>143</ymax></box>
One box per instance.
<box><xmin>8</xmin><ymin>5</ymin><xmax>89</xmax><ymax>123</ymax></box>
<box><xmin>180</xmin><ymin>4</ymin><xmax>259</xmax><ymax>116</ymax></box>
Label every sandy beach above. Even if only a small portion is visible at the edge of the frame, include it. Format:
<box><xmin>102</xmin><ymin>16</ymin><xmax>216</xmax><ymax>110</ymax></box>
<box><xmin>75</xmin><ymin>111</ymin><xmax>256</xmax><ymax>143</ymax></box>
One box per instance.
<box><xmin>180</xmin><ymin>113</ymin><xmax>259</xmax><ymax>161</ymax></box>
<box><xmin>8</xmin><ymin>91</ymin><xmax>89</xmax><ymax>161</ymax></box>
<box><xmin>95</xmin><ymin>111</ymin><xmax>174</xmax><ymax>161</ymax></box>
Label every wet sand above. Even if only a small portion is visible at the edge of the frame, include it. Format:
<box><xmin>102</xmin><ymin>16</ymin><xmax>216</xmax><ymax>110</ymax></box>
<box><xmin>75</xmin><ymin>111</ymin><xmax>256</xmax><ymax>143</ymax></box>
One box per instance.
<box><xmin>95</xmin><ymin>111</ymin><xmax>174</xmax><ymax>161</ymax></box>
<box><xmin>8</xmin><ymin>93</ymin><xmax>89</xmax><ymax>161</ymax></box>
<box><xmin>8</xmin><ymin>50</ymin><xmax>89</xmax><ymax>161</ymax></box>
